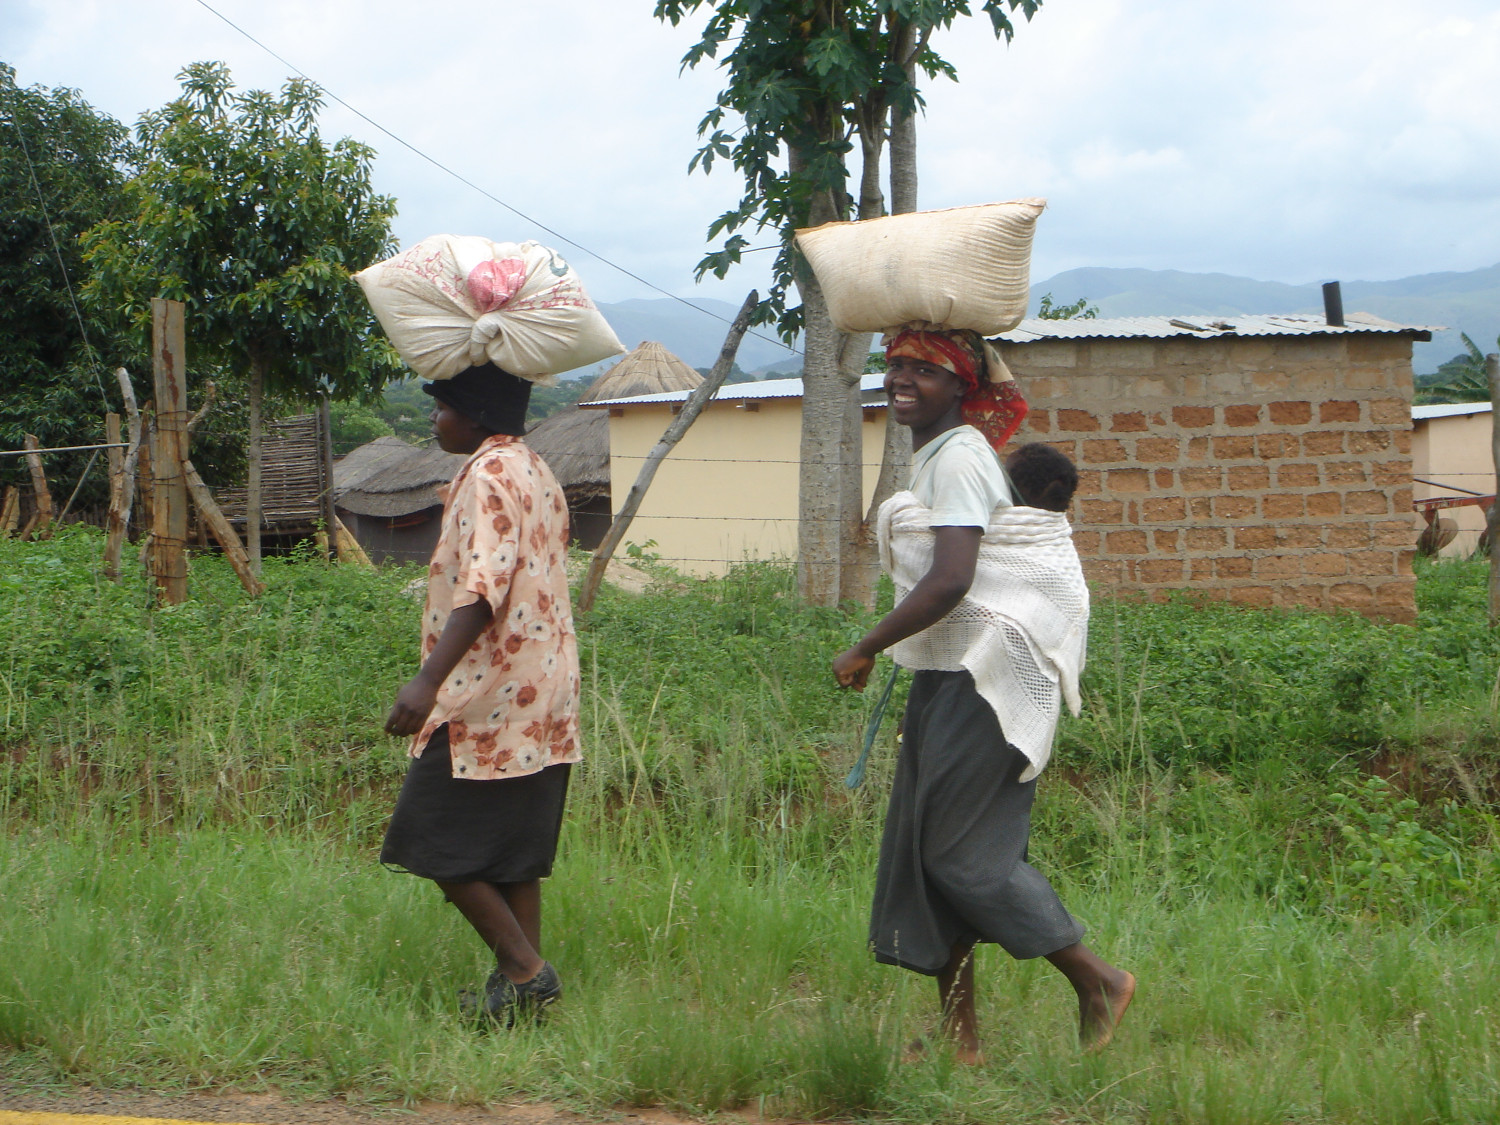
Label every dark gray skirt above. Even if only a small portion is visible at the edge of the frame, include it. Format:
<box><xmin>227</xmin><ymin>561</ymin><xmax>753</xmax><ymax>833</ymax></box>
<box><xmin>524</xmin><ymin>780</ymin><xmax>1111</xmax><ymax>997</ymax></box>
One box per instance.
<box><xmin>380</xmin><ymin>725</ymin><xmax>571</xmax><ymax>883</ymax></box>
<box><xmin>870</xmin><ymin>669</ymin><xmax>1084</xmax><ymax>975</ymax></box>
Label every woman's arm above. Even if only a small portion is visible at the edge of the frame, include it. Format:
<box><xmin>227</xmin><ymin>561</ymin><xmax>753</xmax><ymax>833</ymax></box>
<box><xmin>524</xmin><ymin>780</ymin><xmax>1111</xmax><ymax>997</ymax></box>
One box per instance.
<box><xmin>832</xmin><ymin>524</ymin><xmax>981</xmax><ymax>691</ymax></box>
<box><xmin>384</xmin><ymin>599</ymin><xmax>495</xmax><ymax>736</ymax></box>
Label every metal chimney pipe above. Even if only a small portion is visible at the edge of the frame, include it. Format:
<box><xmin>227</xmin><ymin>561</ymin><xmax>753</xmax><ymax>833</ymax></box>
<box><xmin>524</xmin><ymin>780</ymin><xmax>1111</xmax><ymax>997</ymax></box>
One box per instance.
<box><xmin>1322</xmin><ymin>281</ymin><xmax>1345</xmax><ymax>327</ymax></box>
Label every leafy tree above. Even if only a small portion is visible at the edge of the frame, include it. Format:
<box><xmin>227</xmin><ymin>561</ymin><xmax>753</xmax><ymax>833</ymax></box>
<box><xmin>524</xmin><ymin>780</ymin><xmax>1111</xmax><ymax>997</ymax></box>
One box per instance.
<box><xmin>1036</xmin><ymin>292</ymin><xmax>1098</xmax><ymax>320</ymax></box>
<box><xmin>0</xmin><ymin>63</ymin><xmax>135</xmax><ymax>502</ymax></box>
<box><xmin>656</xmin><ymin>0</ymin><xmax>1041</xmax><ymax>605</ymax></box>
<box><xmin>83</xmin><ymin>62</ymin><xmax>400</xmax><ymax>570</ymax></box>
<box><xmin>1421</xmin><ymin>332</ymin><xmax>1497</xmax><ymax>404</ymax></box>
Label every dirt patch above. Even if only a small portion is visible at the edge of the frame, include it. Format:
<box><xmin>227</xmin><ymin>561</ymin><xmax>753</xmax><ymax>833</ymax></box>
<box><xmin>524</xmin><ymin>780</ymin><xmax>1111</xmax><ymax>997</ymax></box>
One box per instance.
<box><xmin>0</xmin><ymin>1082</ymin><xmax>803</xmax><ymax>1125</ymax></box>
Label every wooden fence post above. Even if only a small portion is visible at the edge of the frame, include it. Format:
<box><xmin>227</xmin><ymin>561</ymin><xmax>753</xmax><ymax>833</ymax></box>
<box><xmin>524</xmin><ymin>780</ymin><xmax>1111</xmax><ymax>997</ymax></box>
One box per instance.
<box><xmin>0</xmin><ymin>487</ymin><xmax>18</xmax><ymax>536</ymax></box>
<box><xmin>1487</xmin><ymin>354</ymin><xmax>1500</xmax><ymax>624</ymax></box>
<box><xmin>577</xmin><ymin>291</ymin><xmax>758</xmax><ymax>613</ymax></box>
<box><xmin>151</xmin><ymin>298</ymin><xmax>190</xmax><ymax>604</ymax></box>
<box><xmin>318</xmin><ymin>394</ymin><xmax>339</xmax><ymax>561</ymax></box>
<box><xmin>22</xmin><ymin>434</ymin><xmax>53</xmax><ymax>540</ymax></box>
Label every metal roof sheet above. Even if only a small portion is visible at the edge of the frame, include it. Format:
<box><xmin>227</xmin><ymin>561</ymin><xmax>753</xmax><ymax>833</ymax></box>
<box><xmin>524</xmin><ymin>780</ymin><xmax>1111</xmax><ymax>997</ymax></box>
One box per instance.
<box><xmin>579</xmin><ymin>373</ymin><xmax>886</xmax><ymax>408</ymax></box>
<box><xmin>995</xmin><ymin>311</ymin><xmax>1436</xmax><ymax>342</ymax></box>
<box><xmin>1412</xmin><ymin>401</ymin><xmax>1492</xmax><ymax>421</ymax></box>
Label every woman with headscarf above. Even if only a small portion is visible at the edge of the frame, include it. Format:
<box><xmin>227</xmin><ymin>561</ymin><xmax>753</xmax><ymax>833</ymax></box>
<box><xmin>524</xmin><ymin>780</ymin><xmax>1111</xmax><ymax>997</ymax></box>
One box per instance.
<box><xmin>832</xmin><ymin>326</ymin><xmax>1134</xmax><ymax>1063</ymax></box>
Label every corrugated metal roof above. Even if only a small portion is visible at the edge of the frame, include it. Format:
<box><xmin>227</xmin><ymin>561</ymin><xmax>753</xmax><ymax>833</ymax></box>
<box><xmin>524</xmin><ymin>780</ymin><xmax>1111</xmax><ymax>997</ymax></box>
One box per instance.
<box><xmin>1412</xmin><ymin>401</ymin><xmax>1492</xmax><ymax>421</ymax></box>
<box><xmin>580</xmin><ymin>373</ymin><xmax>886</xmax><ymax>408</ymax></box>
<box><xmin>995</xmin><ymin>311</ymin><xmax>1436</xmax><ymax>342</ymax></box>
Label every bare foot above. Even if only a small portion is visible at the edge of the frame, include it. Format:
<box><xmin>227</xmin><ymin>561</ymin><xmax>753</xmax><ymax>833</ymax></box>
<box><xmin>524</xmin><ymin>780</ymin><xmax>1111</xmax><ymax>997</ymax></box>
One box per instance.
<box><xmin>1079</xmin><ymin>969</ymin><xmax>1135</xmax><ymax>1053</ymax></box>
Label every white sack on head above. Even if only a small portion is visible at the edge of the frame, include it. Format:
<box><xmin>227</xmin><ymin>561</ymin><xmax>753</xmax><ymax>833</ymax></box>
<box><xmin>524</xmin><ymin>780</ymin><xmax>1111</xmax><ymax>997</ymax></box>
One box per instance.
<box><xmin>794</xmin><ymin>200</ymin><xmax>1046</xmax><ymax>337</ymax></box>
<box><xmin>354</xmin><ymin>235</ymin><xmax>625</xmax><ymax>384</ymax></box>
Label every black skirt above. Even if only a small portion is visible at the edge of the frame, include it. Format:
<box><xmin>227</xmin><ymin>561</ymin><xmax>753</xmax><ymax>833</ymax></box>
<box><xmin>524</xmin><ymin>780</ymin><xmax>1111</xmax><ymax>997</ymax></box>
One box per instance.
<box><xmin>380</xmin><ymin>725</ymin><xmax>571</xmax><ymax>883</ymax></box>
<box><xmin>870</xmin><ymin>669</ymin><xmax>1084</xmax><ymax>975</ymax></box>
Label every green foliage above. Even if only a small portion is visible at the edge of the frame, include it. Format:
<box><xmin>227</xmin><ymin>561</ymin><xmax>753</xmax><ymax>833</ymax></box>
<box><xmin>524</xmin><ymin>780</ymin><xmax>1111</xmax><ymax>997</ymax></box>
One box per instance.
<box><xmin>0</xmin><ymin>63</ymin><xmax>135</xmax><ymax>499</ymax></box>
<box><xmin>655</xmin><ymin>0</ymin><xmax>1042</xmax><ymax>339</ymax></box>
<box><xmin>1035</xmin><ymin>292</ymin><xmax>1099</xmax><ymax>319</ymax></box>
<box><xmin>526</xmin><ymin>376</ymin><xmax>588</xmax><ymax>424</ymax></box>
<box><xmin>328</xmin><ymin>400</ymin><xmax>394</xmax><ymax>454</ymax></box>
<box><xmin>80</xmin><ymin>62</ymin><xmax>402</xmax><ymax>407</ymax></box>
<box><xmin>1418</xmin><ymin>331</ymin><xmax>1497</xmax><ymax>404</ymax></box>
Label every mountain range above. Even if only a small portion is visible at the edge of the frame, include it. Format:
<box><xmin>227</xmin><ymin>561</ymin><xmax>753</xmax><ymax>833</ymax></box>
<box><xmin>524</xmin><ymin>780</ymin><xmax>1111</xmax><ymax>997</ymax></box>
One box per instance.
<box><xmin>588</xmin><ymin>262</ymin><xmax>1499</xmax><ymax>380</ymax></box>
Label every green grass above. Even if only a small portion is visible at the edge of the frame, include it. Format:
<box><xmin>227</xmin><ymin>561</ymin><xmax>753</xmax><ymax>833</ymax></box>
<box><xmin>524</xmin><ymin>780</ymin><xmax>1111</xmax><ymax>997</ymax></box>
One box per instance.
<box><xmin>2</xmin><ymin>528</ymin><xmax>1498</xmax><ymax>1121</ymax></box>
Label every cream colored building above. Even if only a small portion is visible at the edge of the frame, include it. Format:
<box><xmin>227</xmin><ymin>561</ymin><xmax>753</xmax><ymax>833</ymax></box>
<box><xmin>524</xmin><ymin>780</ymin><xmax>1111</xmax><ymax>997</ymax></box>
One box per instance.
<box><xmin>1411</xmin><ymin>402</ymin><xmax>1493</xmax><ymax>557</ymax></box>
<box><xmin>578</xmin><ymin>374</ymin><xmax>891</xmax><ymax>573</ymax></box>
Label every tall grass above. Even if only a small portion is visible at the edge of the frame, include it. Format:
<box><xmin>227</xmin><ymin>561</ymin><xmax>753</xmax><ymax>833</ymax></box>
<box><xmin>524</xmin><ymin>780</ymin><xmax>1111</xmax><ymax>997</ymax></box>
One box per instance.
<box><xmin>2</xmin><ymin>528</ymin><xmax>1498</xmax><ymax>1121</ymax></box>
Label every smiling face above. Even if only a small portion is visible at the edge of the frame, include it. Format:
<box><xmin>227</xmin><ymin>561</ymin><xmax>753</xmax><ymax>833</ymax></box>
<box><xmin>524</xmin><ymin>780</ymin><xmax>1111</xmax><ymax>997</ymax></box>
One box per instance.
<box><xmin>884</xmin><ymin>354</ymin><xmax>967</xmax><ymax>445</ymax></box>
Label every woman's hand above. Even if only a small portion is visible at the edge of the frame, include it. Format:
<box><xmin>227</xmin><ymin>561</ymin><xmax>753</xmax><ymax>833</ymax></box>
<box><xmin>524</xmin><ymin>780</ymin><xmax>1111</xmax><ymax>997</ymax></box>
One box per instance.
<box><xmin>833</xmin><ymin>647</ymin><xmax>875</xmax><ymax>691</ymax></box>
<box><xmin>385</xmin><ymin>675</ymin><xmax>439</xmax><ymax>736</ymax></box>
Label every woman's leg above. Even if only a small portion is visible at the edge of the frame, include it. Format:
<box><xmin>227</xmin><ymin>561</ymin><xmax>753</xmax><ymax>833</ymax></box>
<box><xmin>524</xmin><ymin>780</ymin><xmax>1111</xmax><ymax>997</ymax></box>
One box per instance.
<box><xmin>938</xmin><ymin>940</ymin><xmax>983</xmax><ymax>1064</ymax></box>
<box><xmin>497</xmin><ymin>879</ymin><xmax>541</xmax><ymax>955</ymax></box>
<box><xmin>436</xmin><ymin>879</ymin><xmax>545</xmax><ymax>983</ymax></box>
<box><xmin>1044</xmin><ymin>941</ymin><xmax>1135</xmax><ymax>1050</ymax></box>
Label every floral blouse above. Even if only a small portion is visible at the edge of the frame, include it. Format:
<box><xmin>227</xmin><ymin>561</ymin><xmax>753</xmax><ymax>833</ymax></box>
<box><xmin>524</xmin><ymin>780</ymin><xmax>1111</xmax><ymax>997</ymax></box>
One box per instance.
<box><xmin>411</xmin><ymin>433</ymin><xmax>582</xmax><ymax>779</ymax></box>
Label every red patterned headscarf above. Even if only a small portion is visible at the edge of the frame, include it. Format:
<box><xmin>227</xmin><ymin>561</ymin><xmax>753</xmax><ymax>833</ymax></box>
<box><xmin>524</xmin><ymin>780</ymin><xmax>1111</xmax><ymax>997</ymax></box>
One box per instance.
<box><xmin>884</xmin><ymin>327</ymin><xmax>1028</xmax><ymax>451</ymax></box>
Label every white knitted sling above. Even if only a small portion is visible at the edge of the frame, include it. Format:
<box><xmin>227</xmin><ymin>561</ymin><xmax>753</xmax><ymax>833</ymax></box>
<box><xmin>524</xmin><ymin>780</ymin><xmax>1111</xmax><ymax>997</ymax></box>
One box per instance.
<box><xmin>878</xmin><ymin>492</ymin><xmax>1090</xmax><ymax>781</ymax></box>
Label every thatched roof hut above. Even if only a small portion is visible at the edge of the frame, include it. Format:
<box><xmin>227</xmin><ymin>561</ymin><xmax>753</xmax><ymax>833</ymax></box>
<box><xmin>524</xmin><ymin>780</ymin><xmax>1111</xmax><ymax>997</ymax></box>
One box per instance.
<box><xmin>333</xmin><ymin>436</ymin><xmax>467</xmax><ymax>519</ymax></box>
<box><xmin>577</xmin><ymin>340</ymin><xmax>702</xmax><ymax>404</ymax></box>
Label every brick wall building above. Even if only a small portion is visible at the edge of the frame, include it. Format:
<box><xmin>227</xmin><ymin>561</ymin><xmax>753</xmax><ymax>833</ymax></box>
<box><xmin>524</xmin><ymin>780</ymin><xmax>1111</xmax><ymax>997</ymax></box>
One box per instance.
<box><xmin>998</xmin><ymin>314</ymin><xmax>1431</xmax><ymax>623</ymax></box>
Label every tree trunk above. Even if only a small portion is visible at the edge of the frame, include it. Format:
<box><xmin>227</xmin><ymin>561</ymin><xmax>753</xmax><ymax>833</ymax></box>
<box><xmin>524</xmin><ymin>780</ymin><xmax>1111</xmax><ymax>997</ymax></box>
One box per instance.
<box><xmin>796</xmin><ymin>269</ymin><xmax>852</xmax><ymax>607</ymax></box>
<box><xmin>247</xmin><ymin>356</ymin><xmax>265</xmax><ymax>575</ymax></box>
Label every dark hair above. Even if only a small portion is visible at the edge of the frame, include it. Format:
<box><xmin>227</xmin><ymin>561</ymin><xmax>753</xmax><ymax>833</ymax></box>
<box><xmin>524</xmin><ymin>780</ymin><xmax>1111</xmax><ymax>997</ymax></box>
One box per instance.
<box><xmin>1005</xmin><ymin>442</ymin><xmax>1079</xmax><ymax>512</ymax></box>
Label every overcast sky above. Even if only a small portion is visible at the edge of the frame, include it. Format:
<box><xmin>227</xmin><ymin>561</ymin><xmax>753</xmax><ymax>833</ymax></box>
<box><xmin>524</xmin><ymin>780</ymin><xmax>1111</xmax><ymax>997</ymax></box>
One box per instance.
<box><xmin>7</xmin><ymin>0</ymin><xmax>1499</xmax><ymax>310</ymax></box>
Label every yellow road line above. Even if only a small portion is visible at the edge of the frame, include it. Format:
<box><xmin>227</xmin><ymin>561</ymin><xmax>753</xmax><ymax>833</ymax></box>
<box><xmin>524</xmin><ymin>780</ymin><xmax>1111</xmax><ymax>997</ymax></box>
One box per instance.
<box><xmin>0</xmin><ymin>1112</ymin><xmax>267</xmax><ymax>1125</ymax></box>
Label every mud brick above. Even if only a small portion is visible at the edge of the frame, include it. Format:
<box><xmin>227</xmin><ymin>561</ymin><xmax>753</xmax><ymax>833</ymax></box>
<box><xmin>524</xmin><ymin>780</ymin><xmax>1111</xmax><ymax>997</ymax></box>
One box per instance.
<box><xmin>1348</xmin><ymin>430</ymin><xmax>1393</xmax><ymax>454</ymax></box>
<box><xmin>1027</xmin><ymin>409</ymin><xmax>1052</xmax><ymax>433</ymax></box>
<box><xmin>1392</xmin><ymin>487</ymin><xmax>1413</xmax><ymax>510</ymax></box>
<box><xmin>1304</xmin><ymin>553</ymin><xmax>1349</xmax><ymax>577</ymax></box>
<box><xmin>1349</xmin><ymin>551</ymin><xmax>1397</xmax><ymax>576</ymax></box>
<box><xmin>1045</xmin><ymin>440</ymin><xmax>1078</xmax><ymax>459</ymax></box>
<box><xmin>1277</xmin><ymin>463</ymin><xmax>1320</xmax><ymax>488</ymax></box>
<box><xmin>1215</xmin><ymin>556</ymin><xmax>1253</xmax><ymax>578</ymax></box>
<box><xmin>1187</xmin><ymin>527</ymin><xmax>1228</xmax><ymax>550</ymax></box>
<box><xmin>1213</xmin><ymin>495</ymin><xmax>1257</xmax><ymax>519</ymax></box>
<box><xmin>1155</xmin><ymin>469</ymin><xmax>1175</xmax><ymax>488</ymax></box>
<box><xmin>1187</xmin><ymin>436</ymin><xmax>1211</xmax><ymax>461</ymax></box>
<box><xmin>1108</xmin><ymin>468</ymin><xmax>1151</xmax><ymax>493</ymax></box>
<box><xmin>1326</xmin><ymin>525</ymin><xmax>1372</xmax><ymax>549</ymax></box>
<box><xmin>1343</xmin><ymin>490</ymin><xmax>1390</xmax><ymax>515</ymax></box>
<box><xmin>1257</xmin><ymin>433</ymin><xmax>1299</xmax><ymax>459</ymax></box>
<box><xmin>1106</xmin><ymin>529</ymin><xmax>1150</xmax><ymax>554</ymax></box>
<box><xmin>1320</xmin><ymin>400</ymin><xmax>1361</xmax><ymax>423</ymax></box>
<box><xmin>1142</xmin><ymin>496</ymin><xmax>1187</xmax><ymax>522</ymax></box>
<box><xmin>1329</xmin><ymin>583</ymin><xmax>1375</xmax><ymax>608</ymax></box>
<box><xmin>1073</xmin><ymin>530</ymin><xmax>1101</xmax><ymax>554</ymax></box>
<box><xmin>1323</xmin><ymin>461</ymin><xmax>1369</xmax><ymax>485</ymax></box>
<box><xmin>1235</xmin><ymin>526</ymin><xmax>1275</xmax><ymax>550</ymax></box>
<box><xmin>1213</xmin><ymin>435</ymin><xmax>1257</xmax><ymax>459</ymax></box>
<box><xmin>1153</xmin><ymin>529</ymin><xmax>1181</xmax><ymax>552</ymax></box>
<box><xmin>1150</xmin><ymin>412</ymin><xmax>1167</xmax><ymax>426</ymax></box>
<box><xmin>1111</xmin><ymin>411</ymin><xmax>1149</xmax><ymax>432</ymax></box>
<box><xmin>1373</xmin><ymin>521</ymin><xmax>1415</xmax><ymax>547</ymax></box>
<box><xmin>1180</xmin><ymin>467</ymin><xmax>1222</xmax><ymax>493</ymax></box>
<box><xmin>1261</xmin><ymin>493</ymin><xmax>1306</xmax><ymax>519</ymax></box>
<box><xmin>1280</xmin><ymin>587</ymin><xmax>1325</xmax><ymax>609</ymax></box>
<box><xmin>1254</xmin><ymin>555</ymin><xmax>1302</xmax><ymax>579</ymax></box>
<box><xmin>1228</xmin><ymin>465</ymin><xmax>1271</xmax><ymax>490</ymax></box>
<box><xmin>1081</xmin><ymin>499</ymin><xmax>1125</xmax><ymax>523</ymax></box>
<box><xmin>1369</xmin><ymin>398</ymin><xmax>1410</xmax><ymax>425</ymax></box>
<box><xmin>1224</xmin><ymin>404</ymin><xmax>1261</xmax><ymax>427</ymax></box>
<box><xmin>1138</xmin><ymin>558</ymin><xmax>1185</xmax><ymax>583</ymax></box>
<box><xmin>1056</xmin><ymin>409</ymin><xmax>1101</xmax><ymax>432</ymax></box>
<box><xmin>1188</xmin><ymin>497</ymin><xmax>1214</xmax><ymax>519</ymax></box>
<box><xmin>1275</xmin><ymin>526</ymin><xmax>1322</xmax><ymax>549</ymax></box>
<box><xmin>1083</xmin><ymin>439</ymin><xmax>1129</xmax><ymax>463</ymax></box>
<box><xmin>1395</xmin><ymin>430</ymin><xmax>1412</xmax><ymax>454</ymax></box>
<box><xmin>1189</xmin><ymin>557</ymin><xmax>1216</xmax><ymax>581</ymax></box>
<box><xmin>1085</xmin><ymin>559</ymin><xmax>1126</xmax><ymax>584</ymax></box>
<box><xmin>1371</xmin><ymin>461</ymin><xmax>1409</xmax><ymax>486</ymax></box>
<box><xmin>1136</xmin><ymin>437</ymin><xmax>1181</xmax><ymax>462</ymax></box>
<box><xmin>1269</xmin><ymin>400</ymin><xmax>1313</xmax><ymax>425</ymax></box>
<box><xmin>1229</xmin><ymin>585</ymin><xmax>1276</xmax><ymax>607</ymax></box>
<box><xmin>1173</xmin><ymin>405</ymin><xmax>1216</xmax><ymax>428</ymax></box>
<box><xmin>1301</xmin><ymin>431</ymin><xmax>1346</xmax><ymax>455</ymax></box>
<box><xmin>1307</xmin><ymin>491</ymin><xmax>1342</xmax><ymax>516</ymax></box>
<box><xmin>1076</xmin><ymin>470</ymin><xmax>1103</xmax><ymax>496</ymax></box>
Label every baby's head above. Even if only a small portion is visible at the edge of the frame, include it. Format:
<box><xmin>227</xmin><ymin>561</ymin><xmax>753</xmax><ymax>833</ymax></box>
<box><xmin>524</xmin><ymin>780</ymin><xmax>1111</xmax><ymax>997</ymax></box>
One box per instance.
<box><xmin>1004</xmin><ymin>442</ymin><xmax>1079</xmax><ymax>512</ymax></box>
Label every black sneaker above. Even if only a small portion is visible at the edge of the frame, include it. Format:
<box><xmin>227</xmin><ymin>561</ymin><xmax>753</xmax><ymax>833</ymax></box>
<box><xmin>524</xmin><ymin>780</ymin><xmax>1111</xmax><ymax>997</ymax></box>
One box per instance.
<box><xmin>511</xmin><ymin>961</ymin><xmax>562</xmax><ymax>1023</ymax></box>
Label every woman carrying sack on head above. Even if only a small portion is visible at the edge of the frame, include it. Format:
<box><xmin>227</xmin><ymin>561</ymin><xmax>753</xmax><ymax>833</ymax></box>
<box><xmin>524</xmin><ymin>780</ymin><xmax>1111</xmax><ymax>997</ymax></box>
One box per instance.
<box><xmin>832</xmin><ymin>326</ymin><xmax>1134</xmax><ymax>1063</ymax></box>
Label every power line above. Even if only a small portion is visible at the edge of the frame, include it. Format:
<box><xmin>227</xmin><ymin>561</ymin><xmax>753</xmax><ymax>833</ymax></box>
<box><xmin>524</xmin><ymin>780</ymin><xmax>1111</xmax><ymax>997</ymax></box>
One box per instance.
<box><xmin>187</xmin><ymin>0</ymin><xmax>801</xmax><ymax>360</ymax></box>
